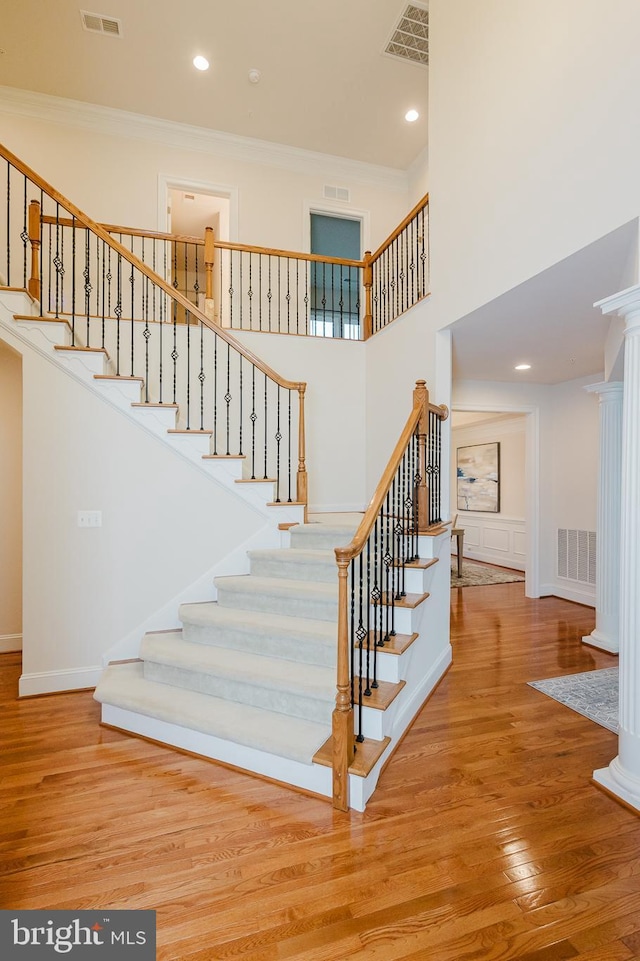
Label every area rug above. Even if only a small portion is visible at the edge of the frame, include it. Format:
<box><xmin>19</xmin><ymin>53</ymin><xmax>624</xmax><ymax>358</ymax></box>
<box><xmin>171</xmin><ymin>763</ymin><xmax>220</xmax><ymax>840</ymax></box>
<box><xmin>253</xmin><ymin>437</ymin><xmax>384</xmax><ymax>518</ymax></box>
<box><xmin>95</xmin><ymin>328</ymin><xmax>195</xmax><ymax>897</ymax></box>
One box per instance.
<box><xmin>528</xmin><ymin>668</ymin><xmax>618</xmax><ymax>732</ymax></box>
<box><xmin>451</xmin><ymin>559</ymin><xmax>525</xmax><ymax>587</ymax></box>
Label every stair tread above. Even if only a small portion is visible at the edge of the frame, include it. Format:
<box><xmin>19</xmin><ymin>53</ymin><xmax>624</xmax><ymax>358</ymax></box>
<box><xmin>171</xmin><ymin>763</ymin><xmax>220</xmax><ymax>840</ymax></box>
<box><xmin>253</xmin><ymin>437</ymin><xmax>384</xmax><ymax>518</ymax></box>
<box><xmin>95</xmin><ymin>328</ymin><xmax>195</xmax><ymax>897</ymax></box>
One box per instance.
<box><xmin>141</xmin><ymin>632</ymin><xmax>335</xmax><ymax>697</ymax></box>
<box><xmin>95</xmin><ymin>661</ymin><xmax>330</xmax><ymax>764</ymax></box>
<box><xmin>313</xmin><ymin>736</ymin><xmax>391</xmax><ymax>777</ymax></box>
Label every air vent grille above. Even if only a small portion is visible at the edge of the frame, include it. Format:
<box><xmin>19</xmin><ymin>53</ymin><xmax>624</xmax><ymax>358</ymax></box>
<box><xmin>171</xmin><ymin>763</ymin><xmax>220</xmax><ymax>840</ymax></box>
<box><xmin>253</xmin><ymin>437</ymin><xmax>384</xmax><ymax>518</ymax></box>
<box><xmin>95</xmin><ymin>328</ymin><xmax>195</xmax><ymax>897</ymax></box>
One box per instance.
<box><xmin>385</xmin><ymin>4</ymin><xmax>429</xmax><ymax>67</ymax></box>
<box><xmin>80</xmin><ymin>10</ymin><xmax>122</xmax><ymax>36</ymax></box>
<box><xmin>323</xmin><ymin>185</ymin><xmax>350</xmax><ymax>203</ymax></box>
<box><xmin>557</xmin><ymin>529</ymin><xmax>596</xmax><ymax>585</ymax></box>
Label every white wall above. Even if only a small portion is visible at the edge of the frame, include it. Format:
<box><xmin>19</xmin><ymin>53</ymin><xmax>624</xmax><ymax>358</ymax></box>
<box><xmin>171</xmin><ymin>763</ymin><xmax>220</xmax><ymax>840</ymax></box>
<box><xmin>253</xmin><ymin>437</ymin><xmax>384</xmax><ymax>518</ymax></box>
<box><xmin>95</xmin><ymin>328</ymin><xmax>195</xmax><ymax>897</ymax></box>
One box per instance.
<box><xmin>0</xmin><ymin>304</ymin><xmax>266</xmax><ymax>693</ymax></box>
<box><xmin>235</xmin><ymin>330</ymin><xmax>368</xmax><ymax>512</ymax></box>
<box><xmin>453</xmin><ymin>374</ymin><xmax>601</xmax><ymax>604</ymax></box>
<box><xmin>429</xmin><ymin>0</ymin><xmax>640</xmax><ymax>330</ymax></box>
<box><xmin>451</xmin><ymin>414</ymin><xmax>526</xmax><ymax>570</ymax></box>
<box><xmin>0</xmin><ymin>90</ymin><xmax>409</xmax><ymax>256</ymax></box>
<box><xmin>0</xmin><ymin>340</ymin><xmax>22</xmax><ymax>648</ymax></box>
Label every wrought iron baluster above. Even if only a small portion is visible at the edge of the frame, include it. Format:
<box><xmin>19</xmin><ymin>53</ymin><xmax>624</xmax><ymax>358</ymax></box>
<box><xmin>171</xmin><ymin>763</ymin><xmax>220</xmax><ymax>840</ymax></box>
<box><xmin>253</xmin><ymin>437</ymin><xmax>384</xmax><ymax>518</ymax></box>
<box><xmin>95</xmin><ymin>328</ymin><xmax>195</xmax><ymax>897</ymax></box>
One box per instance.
<box><xmin>229</xmin><ymin>249</ymin><xmax>234</xmax><ymax>327</ymax></box>
<box><xmin>268</xmin><ymin>255</ymin><xmax>272</xmax><ymax>332</ymax></box>
<box><xmin>239</xmin><ymin>250</ymin><xmax>243</xmax><ymax>329</ymax></box>
<box><xmin>250</xmin><ymin>366</ymin><xmax>256</xmax><ymax>479</ymax></box>
<box><xmin>274</xmin><ymin>385</ymin><xmax>281</xmax><ymax>502</ymax></box>
<box><xmin>199</xmin><ymin>319</ymin><xmax>205</xmax><ymax>430</ymax></box>
<box><xmin>263</xmin><ymin>372</ymin><xmax>268</xmax><ymax>478</ymax></box>
<box><xmin>351</xmin><ymin>558</ymin><xmax>364</xmax><ymax>741</ymax></box>
<box><xmin>212</xmin><ymin>335</ymin><xmax>218</xmax><ymax>454</ymax></box>
<box><xmin>225</xmin><ymin>342</ymin><xmax>231</xmax><ymax>455</ymax></box>
<box><xmin>5</xmin><ymin>160</ymin><xmax>11</xmax><ymax>286</ymax></box>
<box><xmin>286</xmin><ymin>257</ymin><xmax>290</xmax><ymax>333</ymax></box>
<box><xmin>84</xmin><ymin>229</ymin><xmax>91</xmax><ymax>344</ymax></box>
<box><xmin>143</xmin><ymin>274</ymin><xmax>150</xmax><ymax>403</ymax></box>
<box><xmin>247</xmin><ymin>251</ymin><xmax>252</xmax><ymax>330</ymax></box>
<box><xmin>186</xmin><ymin>309</ymin><xmax>191</xmax><ymax>429</ymax></box>
<box><xmin>129</xmin><ymin>261</ymin><xmax>135</xmax><ymax>377</ymax></box>
<box><xmin>115</xmin><ymin>252</ymin><xmax>123</xmax><ymax>375</ymax></box>
<box><xmin>287</xmin><ymin>389</ymin><xmax>292</xmax><ymax>502</ymax></box>
<box><xmin>239</xmin><ymin>354</ymin><xmax>243</xmax><ymax>455</ymax></box>
<box><xmin>21</xmin><ymin>176</ymin><xmax>27</xmax><ymax>288</ymax></box>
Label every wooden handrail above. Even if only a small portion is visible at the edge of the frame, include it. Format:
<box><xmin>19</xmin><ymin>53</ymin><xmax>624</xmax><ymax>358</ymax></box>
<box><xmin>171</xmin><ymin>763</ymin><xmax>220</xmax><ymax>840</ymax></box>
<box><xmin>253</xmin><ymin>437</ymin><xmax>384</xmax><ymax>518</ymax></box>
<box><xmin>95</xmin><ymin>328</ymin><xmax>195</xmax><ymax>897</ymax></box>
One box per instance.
<box><xmin>1</xmin><ymin>143</ymin><xmax>303</xmax><ymax>393</ymax></box>
<box><xmin>40</xmin><ymin>215</ymin><xmax>205</xmax><ymax>247</ymax></box>
<box><xmin>332</xmin><ymin>378</ymin><xmax>446</xmax><ymax>810</ymax></box>
<box><xmin>41</xmin><ymin>215</ymin><xmax>363</xmax><ymax>269</ymax></box>
<box><xmin>335</xmin><ymin>380</ymin><xmax>448</xmax><ymax>566</ymax></box>
<box><xmin>370</xmin><ymin>192</ymin><xmax>429</xmax><ymax>263</ymax></box>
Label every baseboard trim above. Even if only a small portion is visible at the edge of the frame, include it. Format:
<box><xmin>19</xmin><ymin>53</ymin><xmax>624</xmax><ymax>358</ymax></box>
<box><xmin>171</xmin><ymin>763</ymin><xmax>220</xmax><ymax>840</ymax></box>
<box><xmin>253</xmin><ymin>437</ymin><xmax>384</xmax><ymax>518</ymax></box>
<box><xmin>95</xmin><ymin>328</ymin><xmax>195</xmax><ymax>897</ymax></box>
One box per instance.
<box><xmin>539</xmin><ymin>582</ymin><xmax>596</xmax><ymax>607</ymax></box>
<box><xmin>19</xmin><ymin>666</ymin><xmax>103</xmax><ymax>697</ymax></box>
<box><xmin>457</xmin><ymin>548</ymin><xmax>525</xmax><ymax>572</ymax></box>
<box><xmin>0</xmin><ymin>633</ymin><xmax>22</xmax><ymax>653</ymax></box>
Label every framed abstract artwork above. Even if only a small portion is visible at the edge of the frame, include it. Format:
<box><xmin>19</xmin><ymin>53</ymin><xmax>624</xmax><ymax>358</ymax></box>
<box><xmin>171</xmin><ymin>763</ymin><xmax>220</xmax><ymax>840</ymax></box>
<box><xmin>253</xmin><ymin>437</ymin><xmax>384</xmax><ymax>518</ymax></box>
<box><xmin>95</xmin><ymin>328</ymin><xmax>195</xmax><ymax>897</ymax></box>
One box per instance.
<box><xmin>456</xmin><ymin>442</ymin><xmax>500</xmax><ymax>512</ymax></box>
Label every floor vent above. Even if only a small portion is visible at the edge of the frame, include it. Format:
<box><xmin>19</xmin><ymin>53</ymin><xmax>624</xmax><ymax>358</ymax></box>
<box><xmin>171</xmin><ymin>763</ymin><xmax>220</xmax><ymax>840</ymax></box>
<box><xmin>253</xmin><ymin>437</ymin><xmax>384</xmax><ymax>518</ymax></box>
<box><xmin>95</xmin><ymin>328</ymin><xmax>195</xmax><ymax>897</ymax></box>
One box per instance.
<box><xmin>384</xmin><ymin>3</ymin><xmax>429</xmax><ymax>67</ymax></box>
<box><xmin>323</xmin><ymin>185</ymin><xmax>350</xmax><ymax>203</ymax></box>
<box><xmin>557</xmin><ymin>529</ymin><xmax>596</xmax><ymax>585</ymax></box>
<box><xmin>80</xmin><ymin>10</ymin><xmax>122</xmax><ymax>37</ymax></box>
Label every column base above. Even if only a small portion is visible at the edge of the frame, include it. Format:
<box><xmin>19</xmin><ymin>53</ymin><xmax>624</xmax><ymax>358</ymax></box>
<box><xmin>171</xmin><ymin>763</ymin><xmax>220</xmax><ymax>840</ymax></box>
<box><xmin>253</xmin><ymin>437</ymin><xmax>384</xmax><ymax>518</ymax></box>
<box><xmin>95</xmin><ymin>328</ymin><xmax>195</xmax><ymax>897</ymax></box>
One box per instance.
<box><xmin>593</xmin><ymin>757</ymin><xmax>640</xmax><ymax>814</ymax></box>
<box><xmin>582</xmin><ymin>629</ymin><xmax>619</xmax><ymax>654</ymax></box>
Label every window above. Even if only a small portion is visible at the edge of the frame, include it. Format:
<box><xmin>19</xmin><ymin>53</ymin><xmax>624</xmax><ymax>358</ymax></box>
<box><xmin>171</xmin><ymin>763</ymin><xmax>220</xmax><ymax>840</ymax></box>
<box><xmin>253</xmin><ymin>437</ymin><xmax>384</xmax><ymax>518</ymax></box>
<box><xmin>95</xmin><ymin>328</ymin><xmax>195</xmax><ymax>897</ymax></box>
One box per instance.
<box><xmin>309</xmin><ymin>213</ymin><xmax>361</xmax><ymax>339</ymax></box>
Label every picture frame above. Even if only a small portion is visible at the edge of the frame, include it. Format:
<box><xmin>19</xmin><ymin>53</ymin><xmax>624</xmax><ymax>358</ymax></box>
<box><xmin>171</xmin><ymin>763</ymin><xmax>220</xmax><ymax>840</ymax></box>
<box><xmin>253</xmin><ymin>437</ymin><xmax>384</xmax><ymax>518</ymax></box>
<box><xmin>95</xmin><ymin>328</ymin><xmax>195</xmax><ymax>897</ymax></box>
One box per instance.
<box><xmin>456</xmin><ymin>442</ymin><xmax>500</xmax><ymax>513</ymax></box>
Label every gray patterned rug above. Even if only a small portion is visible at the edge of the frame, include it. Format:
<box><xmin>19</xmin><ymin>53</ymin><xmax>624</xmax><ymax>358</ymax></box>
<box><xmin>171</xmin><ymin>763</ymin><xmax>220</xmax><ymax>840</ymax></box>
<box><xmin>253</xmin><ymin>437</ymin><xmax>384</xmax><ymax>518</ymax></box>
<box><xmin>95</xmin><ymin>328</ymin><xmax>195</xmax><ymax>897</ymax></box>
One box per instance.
<box><xmin>528</xmin><ymin>668</ymin><xmax>618</xmax><ymax>732</ymax></box>
<box><xmin>451</xmin><ymin>559</ymin><xmax>525</xmax><ymax>587</ymax></box>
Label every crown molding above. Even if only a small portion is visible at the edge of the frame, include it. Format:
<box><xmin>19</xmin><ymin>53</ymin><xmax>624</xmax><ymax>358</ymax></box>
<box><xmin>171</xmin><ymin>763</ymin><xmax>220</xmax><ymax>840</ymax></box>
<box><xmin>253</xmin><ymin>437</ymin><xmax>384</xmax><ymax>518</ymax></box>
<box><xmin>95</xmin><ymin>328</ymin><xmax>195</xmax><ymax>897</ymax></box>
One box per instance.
<box><xmin>0</xmin><ymin>85</ymin><xmax>409</xmax><ymax>192</ymax></box>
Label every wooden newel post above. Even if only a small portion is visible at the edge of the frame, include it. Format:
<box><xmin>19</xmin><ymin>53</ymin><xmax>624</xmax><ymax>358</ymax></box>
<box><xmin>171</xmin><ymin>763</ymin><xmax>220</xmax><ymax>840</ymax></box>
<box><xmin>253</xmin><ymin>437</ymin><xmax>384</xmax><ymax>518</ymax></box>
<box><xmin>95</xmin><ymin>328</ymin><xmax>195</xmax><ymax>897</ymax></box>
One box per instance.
<box><xmin>363</xmin><ymin>250</ymin><xmax>373</xmax><ymax>340</ymax></box>
<box><xmin>413</xmin><ymin>379</ymin><xmax>430</xmax><ymax>531</ymax></box>
<box><xmin>332</xmin><ymin>552</ymin><xmax>355</xmax><ymax>812</ymax></box>
<box><xmin>204</xmin><ymin>225</ymin><xmax>215</xmax><ymax>322</ymax></box>
<box><xmin>28</xmin><ymin>199</ymin><xmax>41</xmax><ymax>302</ymax></box>
<box><xmin>296</xmin><ymin>383</ymin><xmax>308</xmax><ymax>521</ymax></box>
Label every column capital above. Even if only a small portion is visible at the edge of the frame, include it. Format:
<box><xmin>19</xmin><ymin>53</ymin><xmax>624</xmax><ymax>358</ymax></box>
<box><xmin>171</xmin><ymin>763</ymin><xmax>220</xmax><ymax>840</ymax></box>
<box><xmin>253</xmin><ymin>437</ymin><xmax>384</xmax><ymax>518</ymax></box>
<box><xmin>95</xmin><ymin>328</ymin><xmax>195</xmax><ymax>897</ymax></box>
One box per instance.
<box><xmin>596</xmin><ymin>284</ymin><xmax>640</xmax><ymax>330</ymax></box>
<box><xmin>583</xmin><ymin>381</ymin><xmax>623</xmax><ymax>400</ymax></box>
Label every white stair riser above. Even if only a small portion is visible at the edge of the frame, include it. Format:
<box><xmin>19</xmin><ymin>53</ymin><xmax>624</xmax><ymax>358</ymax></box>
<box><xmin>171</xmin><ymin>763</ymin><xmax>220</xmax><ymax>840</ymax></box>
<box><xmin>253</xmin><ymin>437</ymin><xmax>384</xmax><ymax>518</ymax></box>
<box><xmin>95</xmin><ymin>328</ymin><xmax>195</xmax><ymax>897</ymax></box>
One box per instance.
<box><xmin>290</xmin><ymin>528</ymin><xmax>357</xmax><ymax>551</ymax></box>
<box><xmin>181</xmin><ymin>620</ymin><xmax>336</xmax><ymax>667</ymax></box>
<box><xmin>248</xmin><ymin>553</ymin><xmax>337</xmax><ymax>583</ymax></box>
<box><xmin>57</xmin><ymin>350</ymin><xmax>107</xmax><ymax>380</ymax></box>
<box><xmin>93</xmin><ymin>378</ymin><xmax>143</xmax><ymax>407</ymax></box>
<box><xmin>216</xmin><ymin>585</ymin><xmax>338</xmax><ymax>622</ymax></box>
<box><xmin>100</xmin><ymin>703</ymin><xmax>333</xmax><ymax>800</ymax></box>
<box><xmin>14</xmin><ymin>318</ymin><xmax>72</xmax><ymax>348</ymax></box>
<box><xmin>143</xmin><ymin>660</ymin><xmax>333</xmax><ymax>724</ymax></box>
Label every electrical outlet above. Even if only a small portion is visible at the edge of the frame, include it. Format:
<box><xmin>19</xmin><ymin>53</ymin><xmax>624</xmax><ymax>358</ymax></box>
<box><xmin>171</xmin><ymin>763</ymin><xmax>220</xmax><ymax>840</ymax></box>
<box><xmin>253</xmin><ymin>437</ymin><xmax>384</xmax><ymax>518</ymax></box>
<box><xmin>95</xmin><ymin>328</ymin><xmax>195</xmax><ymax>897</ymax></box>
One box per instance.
<box><xmin>77</xmin><ymin>511</ymin><xmax>102</xmax><ymax>528</ymax></box>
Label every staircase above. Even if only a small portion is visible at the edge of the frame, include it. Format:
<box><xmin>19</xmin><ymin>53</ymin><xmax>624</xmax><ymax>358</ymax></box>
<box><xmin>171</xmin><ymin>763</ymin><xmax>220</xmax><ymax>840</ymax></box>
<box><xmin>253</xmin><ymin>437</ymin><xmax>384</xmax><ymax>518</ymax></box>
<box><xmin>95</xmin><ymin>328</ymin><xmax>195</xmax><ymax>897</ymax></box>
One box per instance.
<box><xmin>1</xmin><ymin>284</ymin><xmax>451</xmax><ymax>811</ymax></box>
<box><xmin>95</xmin><ymin>519</ymin><xmax>448</xmax><ymax>811</ymax></box>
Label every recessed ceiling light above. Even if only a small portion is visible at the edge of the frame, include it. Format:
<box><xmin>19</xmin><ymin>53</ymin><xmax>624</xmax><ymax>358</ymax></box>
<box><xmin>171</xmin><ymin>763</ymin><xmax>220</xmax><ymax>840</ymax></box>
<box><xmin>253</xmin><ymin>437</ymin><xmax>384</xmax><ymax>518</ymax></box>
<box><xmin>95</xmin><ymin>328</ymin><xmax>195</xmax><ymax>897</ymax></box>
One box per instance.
<box><xmin>405</xmin><ymin>109</ymin><xmax>419</xmax><ymax>123</ymax></box>
<box><xmin>515</xmin><ymin>364</ymin><xmax>531</xmax><ymax>371</ymax></box>
<box><xmin>193</xmin><ymin>55</ymin><xmax>209</xmax><ymax>71</ymax></box>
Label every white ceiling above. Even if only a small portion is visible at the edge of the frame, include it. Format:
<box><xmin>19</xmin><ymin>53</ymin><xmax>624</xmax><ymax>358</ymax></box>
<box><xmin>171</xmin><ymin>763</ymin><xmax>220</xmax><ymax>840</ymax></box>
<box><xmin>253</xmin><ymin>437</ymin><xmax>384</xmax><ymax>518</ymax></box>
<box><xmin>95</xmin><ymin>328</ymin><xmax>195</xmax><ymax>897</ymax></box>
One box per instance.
<box><xmin>450</xmin><ymin>220</ymin><xmax>638</xmax><ymax>385</ymax></box>
<box><xmin>2</xmin><ymin>0</ymin><xmax>631</xmax><ymax>387</ymax></box>
<box><xmin>0</xmin><ymin>0</ymin><xmax>429</xmax><ymax>170</ymax></box>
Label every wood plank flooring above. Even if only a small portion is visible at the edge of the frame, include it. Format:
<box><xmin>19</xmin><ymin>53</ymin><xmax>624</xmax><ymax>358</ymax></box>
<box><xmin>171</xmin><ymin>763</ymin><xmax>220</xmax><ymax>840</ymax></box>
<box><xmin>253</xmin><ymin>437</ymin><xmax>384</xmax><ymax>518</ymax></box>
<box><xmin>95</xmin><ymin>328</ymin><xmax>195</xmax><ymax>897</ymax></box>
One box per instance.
<box><xmin>2</xmin><ymin>584</ymin><xmax>640</xmax><ymax>960</ymax></box>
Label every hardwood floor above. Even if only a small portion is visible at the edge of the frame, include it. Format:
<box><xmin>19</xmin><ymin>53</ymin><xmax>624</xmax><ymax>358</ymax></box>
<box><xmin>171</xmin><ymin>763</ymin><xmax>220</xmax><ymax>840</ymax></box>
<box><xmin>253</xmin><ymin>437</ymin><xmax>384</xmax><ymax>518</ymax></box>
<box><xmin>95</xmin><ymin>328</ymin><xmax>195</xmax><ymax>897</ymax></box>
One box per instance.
<box><xmin>2</xmin><ymin>584</ymin><xmax>639</xmax><ymax>960</ymax></box>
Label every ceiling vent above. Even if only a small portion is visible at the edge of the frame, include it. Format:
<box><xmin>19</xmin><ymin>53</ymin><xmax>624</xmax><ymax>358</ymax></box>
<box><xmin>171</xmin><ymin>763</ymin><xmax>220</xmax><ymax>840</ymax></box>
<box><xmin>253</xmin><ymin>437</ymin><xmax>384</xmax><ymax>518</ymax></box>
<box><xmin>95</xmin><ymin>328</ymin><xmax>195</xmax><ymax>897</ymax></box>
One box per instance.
<box><xmin>385</xmin><ymin>3</ymin><xmax>429</xmax><ymax>67</ymax></box>
<box><xmin>80</xmin><ymin>10</ymin><xmax>122</xmax><ymax>37</ymax></box>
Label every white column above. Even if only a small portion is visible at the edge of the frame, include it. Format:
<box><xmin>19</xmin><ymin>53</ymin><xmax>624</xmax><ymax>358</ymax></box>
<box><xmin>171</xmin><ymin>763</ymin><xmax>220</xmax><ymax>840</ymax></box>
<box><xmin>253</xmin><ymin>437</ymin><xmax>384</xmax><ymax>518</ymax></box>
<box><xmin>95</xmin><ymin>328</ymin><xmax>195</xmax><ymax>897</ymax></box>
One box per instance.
<box><xmin>593</xmin><ymin>285</ymin><xmax>640</xmax><ymax>810</ymax></box>
<box><xmin>582</xmin><ymin>382</ymin><xmax>623</xmax><ymax>654</ymax></box>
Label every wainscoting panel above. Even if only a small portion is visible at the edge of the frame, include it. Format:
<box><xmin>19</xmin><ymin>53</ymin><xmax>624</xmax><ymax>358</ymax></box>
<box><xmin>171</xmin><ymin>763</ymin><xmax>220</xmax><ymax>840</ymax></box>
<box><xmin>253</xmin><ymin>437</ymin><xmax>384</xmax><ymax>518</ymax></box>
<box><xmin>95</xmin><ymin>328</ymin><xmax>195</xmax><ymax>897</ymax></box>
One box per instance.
<box><xmin>451</xmin><ymin>514</ymin><xmax>525</xmax><ymax>571</ymax></box>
